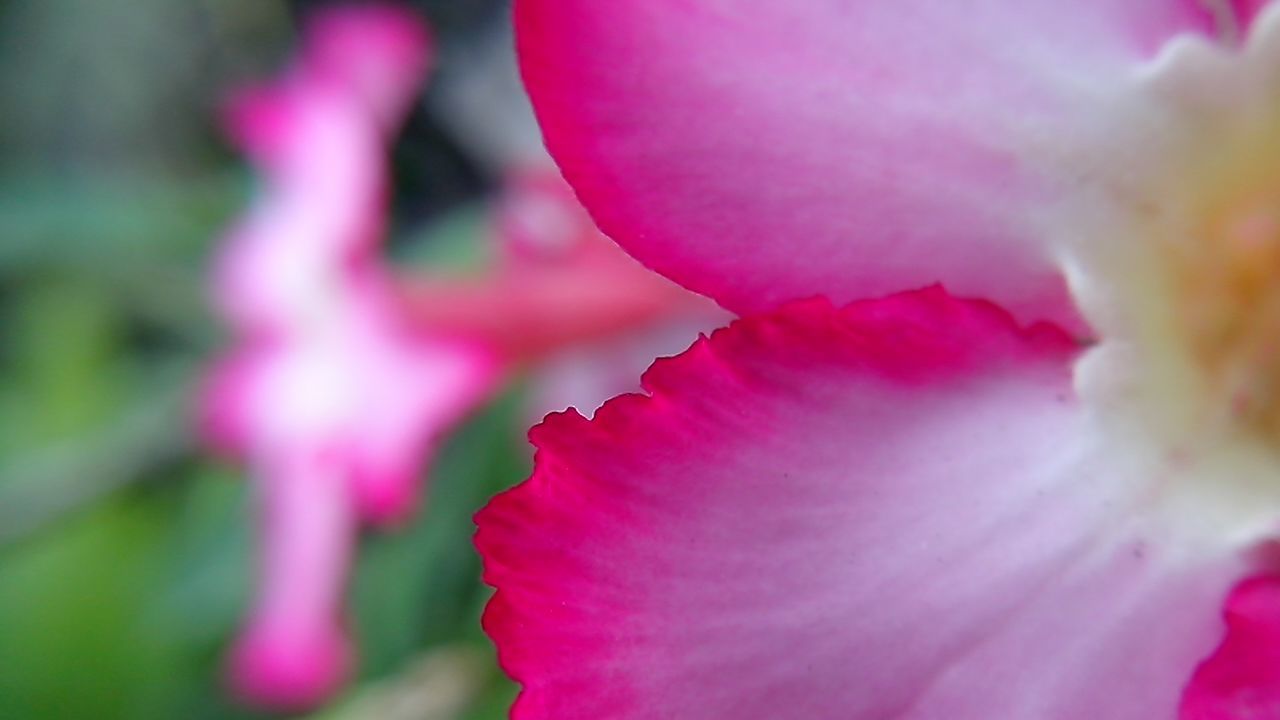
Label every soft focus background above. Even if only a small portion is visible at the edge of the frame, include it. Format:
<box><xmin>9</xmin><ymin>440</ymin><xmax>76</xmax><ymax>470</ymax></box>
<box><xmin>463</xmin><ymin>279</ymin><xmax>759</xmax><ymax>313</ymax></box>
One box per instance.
<box><xmin>0</xmin><ymin>1</ymin><xmax>534</xmax><ymax>717</ymax></box>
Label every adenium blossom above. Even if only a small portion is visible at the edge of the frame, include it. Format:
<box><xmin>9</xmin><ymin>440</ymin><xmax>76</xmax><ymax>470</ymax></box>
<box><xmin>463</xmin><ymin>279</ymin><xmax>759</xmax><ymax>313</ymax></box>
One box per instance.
<box><xmin>478</xmin><ymin>1</ymin><xmax>1280</xmax><ymax>717</ymax></box>
<box><xmin>201</xmin><ymin>3</ymin><xmax>724</xmax><ymax>710</ymax></box>
<box><xmin>201</xmin><ymin>5</ymin><xmax>497</xmax><ymax>708</ymax></box>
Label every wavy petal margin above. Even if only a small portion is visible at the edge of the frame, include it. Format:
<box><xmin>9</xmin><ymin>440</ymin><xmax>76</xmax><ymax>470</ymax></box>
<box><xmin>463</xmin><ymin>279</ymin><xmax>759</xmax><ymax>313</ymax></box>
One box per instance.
<box><xmin>478</xmin><ymin>287</ymin><xmax>1252</xmax><ymax>719</ymax></box>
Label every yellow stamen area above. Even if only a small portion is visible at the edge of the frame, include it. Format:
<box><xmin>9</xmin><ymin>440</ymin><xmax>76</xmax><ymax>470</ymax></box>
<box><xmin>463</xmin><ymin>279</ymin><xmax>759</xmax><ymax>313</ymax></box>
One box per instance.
<box><xmin>1059</xmin><ymin>5</ymin><xmax>1280</xmax><ymax>540</ymax></box>
<box><xmin>1172</xmin><ymin>193</ymin><xmax>1280</xmax><ymax>441</ymax></box>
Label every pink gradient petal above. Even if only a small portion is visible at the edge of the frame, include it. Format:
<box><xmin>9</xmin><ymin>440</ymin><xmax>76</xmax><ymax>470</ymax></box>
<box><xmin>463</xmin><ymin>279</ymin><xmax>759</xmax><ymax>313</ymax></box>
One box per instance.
<box><xmin>400</xmin><ymin>170</ymin><xmax>725</xmax><ymax>363</ymax></box>
<box><xmin>228</xmin><ymin>449</ymin><xmax>354</xmax><ymax>711</ymax></box>
<box><xmin>215</xmin><ymin>291</ymin><xmax>498</xmax><ymax>703</ymax></box>
<box><xmin>207</xmin><ymin>286</ymin><xmax>500</xmax><ymax>529</ymax></box>
<box><xmin>211</xmin><ymin>86</ymin><xmax>384</xmax><ymax>332</ymax></box>
<box><xmin>1181</xmin><ymin>574</ymin><xmax>1280</xmax><ymax>718</ymax></box>
<box><xmin>304</xmin><ymin>3</ymin><xmax>433</xmax><ymax>130</ymax></box>
<box><xmin>517</xmin><ymin>0</ymin><xmax>1220</xmax><ymax>328</ymax></box>
<box><xmin>478</xmin><ymin>288</ymin><xmax>1255</xmax><ymax>719</ymax></box>
<box><xmin>204</xmin><ymin>5</ymin><xmax>500</xmax><ymax>709</ymax></box>
<box><xmin>228</xmin><ymin>622</ymin><xmax>348</xmax><ymax>712</ymax></box>
<box><xmin>342</xmin><ymin>308</ymin><xmax>500</xmax><ymax>526</ymax></box>
<box><xmin>210</xmin><ymin>5</ymin><xmax>433</xmax><ymax>335</ymax></box>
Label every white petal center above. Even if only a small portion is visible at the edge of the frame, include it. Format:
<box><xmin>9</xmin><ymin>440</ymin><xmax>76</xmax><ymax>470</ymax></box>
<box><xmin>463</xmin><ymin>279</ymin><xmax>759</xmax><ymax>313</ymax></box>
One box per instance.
<box><xmin>1047</xmin><ymin>4</ymin><xmax>1280</xmax><ymax>545</ymax></box>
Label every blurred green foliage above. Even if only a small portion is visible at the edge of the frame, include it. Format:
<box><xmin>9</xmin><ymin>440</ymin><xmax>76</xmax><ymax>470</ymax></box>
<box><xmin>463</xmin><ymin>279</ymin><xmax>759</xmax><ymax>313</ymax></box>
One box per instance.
<box><xmin>0</xmin><ymin>0</ymin><xmax>523</xmax><ymax>717</ymax></box>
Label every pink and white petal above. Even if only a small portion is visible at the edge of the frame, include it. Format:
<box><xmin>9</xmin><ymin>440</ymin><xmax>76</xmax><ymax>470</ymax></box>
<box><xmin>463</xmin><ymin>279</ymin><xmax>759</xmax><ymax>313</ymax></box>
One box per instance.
<box><xmin>212</xmin><ymin>89</ymin><xmax>384</xmax><ymax>332</ymax></box>
<box><xmin>347</xmin><ymin>334</ymin><xmax>500</xmax><ymax>526</ymax></box>
<box><xmin>303</xmin><ymin>3</ymin><xmax>432</xmax><ymax>130</ymax></box>
<box><xmin>477</xmin><ymin>289</ymin><xmax>1255</xmax><ymax>719</ymax></box>
<box><xmin>517</xmin><ymin>0</ymin><xmax>1221</xmax><ymax>327</ymax></box>
<box><xmin>228</xmin><ymin>449</ymin><xmax>354</xmax><ymax>711</ymax></box>
<box><xmin>1181</xmin><ymin>574</ymin><xmax>1280</xmax><ymax>718</ymax></box>
<box><xmin>399</xmin><ymin>251</ymin><xmax>709</xmax><ymax>363</ymax></box>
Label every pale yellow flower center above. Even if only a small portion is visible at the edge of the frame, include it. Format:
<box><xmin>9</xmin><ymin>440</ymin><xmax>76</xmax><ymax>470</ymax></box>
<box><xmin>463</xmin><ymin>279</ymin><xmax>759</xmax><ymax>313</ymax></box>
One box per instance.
<box><xmin>1169</xmin><ymin>193</ymin><xmax>1280</xmax><ymax>441</ymax></box>
<box><xmin>1048</xmin><ymin>7</ymin><xmax>1280</xmax><ymax>542</ymax></box>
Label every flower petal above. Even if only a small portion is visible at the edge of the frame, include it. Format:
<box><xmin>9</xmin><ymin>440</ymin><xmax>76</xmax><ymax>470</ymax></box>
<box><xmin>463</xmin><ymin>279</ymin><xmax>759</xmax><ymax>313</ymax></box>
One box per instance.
<box><xmin>229</xmin><ymin>450</ymin><xmax>353</xmax><ymax>711</ymax></box>
<box><xmin>477</xmin><ymin>288</ymin><xmax>1253</xmax><ymax>719</ymax></box>
<box><xmin>303</xmin><ymin>3</ymin><xmax>432</xmax><ymax>129</ymax></box>
<box><xmin>1181</xmin><ymin>574</ymin><xmax>1280</xmax><ymax>718</ymax></box>
<box><xmin>344</xmin><ymin>324</ymin><xmax>499</xmax><ymax>526</ymax></box>
<box><xmin>517</xmin><ymin>0</ymin><xmax>1219</xmax><ymax>326</ymax></box>
<box><xmin>210</xmin><ymin>4</ymin><xmax>432</xmax><ymax>335</ymax></box>
<box><xmin>400</xmin><ymin>171</ymin><xmax>724</xmax><ymax>363</ymax></box>
<box><xmin>212</xmin><ymin>85</ymin><xmax>383</xmax><ymax>333</ymax></box>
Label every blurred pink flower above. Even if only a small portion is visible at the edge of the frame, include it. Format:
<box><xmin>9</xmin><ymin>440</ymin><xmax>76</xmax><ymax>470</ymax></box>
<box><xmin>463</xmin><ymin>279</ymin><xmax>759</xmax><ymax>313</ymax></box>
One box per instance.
<box><xmin>201</xmin><ymin>3</ymin><xmax>724</xmax><ymax>711</ymax></box>
<box><xmin>399</xmin><ymin>168</ymin><xmax>722</xmax><ymax>390</ymax></box>
<box><xmin>202</xmin><ymin>4</ymin><xmax>497</xmax><ymax>709</ymax></box>
<box><xmin>476</xmin><ymin>1</ymin><xmax>1280</xmax><ymax>718</ymax></box>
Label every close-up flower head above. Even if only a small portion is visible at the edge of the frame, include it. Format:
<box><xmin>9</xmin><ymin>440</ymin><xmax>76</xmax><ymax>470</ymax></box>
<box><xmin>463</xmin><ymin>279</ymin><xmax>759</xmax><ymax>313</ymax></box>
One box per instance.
<box><xmin>10</xmin><ymin>0</ymin><xmax>1280</xmax><ymax>719</ymax></box>
<box><xmin>476</xmin><ymin>0</ymin><xmax>1280</xmax><ymax>718</ymax></box>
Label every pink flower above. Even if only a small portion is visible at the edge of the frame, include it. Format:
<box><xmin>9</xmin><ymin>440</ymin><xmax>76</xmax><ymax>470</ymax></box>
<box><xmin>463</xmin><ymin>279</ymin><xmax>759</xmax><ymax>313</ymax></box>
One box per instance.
<box><xmin>211</xmin><ymin>4</ymin><xmax>428</xmax><ymax>336</ymax></box>
<box><xmin>202</xmin><ymin>4</ymin><xmax>725</xmax><ymax>710</ymax></box>
<box><xmin>478</xmin><ymin>2</ymin><xmax>1280</xmax><ymax>717</ymax></box>
<box><xmin>201</xmin><ymin>5</ymin><xmax>498</xmax><ymax>709</ymax></box>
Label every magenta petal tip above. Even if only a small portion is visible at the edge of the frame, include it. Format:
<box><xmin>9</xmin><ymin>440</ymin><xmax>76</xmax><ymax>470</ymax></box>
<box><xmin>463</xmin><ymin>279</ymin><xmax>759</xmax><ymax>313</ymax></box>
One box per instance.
<box><xmin>226</xmin><ymin>622</ymin><xmax>352</xmax><ymax>711</ymax></box>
